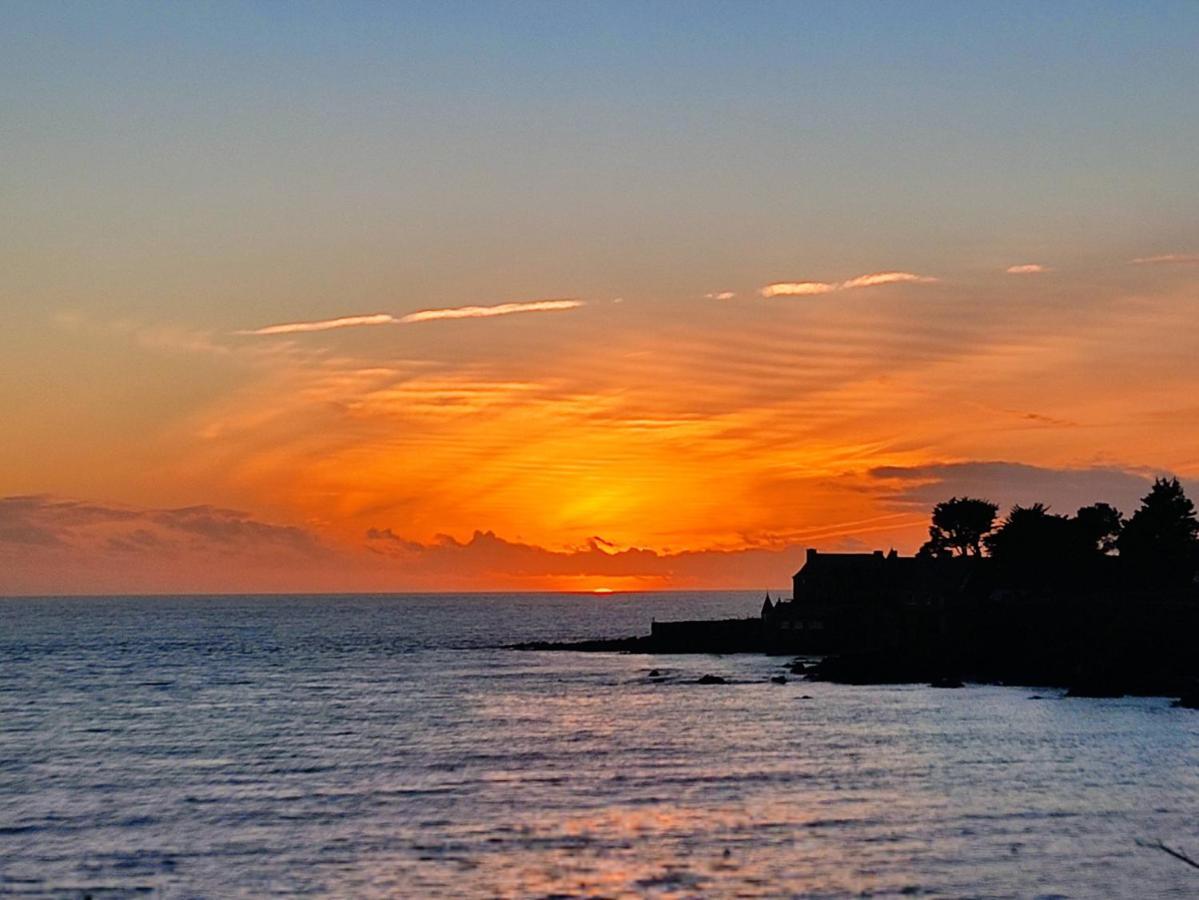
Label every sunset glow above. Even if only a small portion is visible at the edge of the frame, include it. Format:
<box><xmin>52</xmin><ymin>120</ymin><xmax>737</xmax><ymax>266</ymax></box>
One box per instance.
<box><xmin>3</xmin><ymin>4</ymin><xmax>1198</xmax><ymax>595</ymax></box>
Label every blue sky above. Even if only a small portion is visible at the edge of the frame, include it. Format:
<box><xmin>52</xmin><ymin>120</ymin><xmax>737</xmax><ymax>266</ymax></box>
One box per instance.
<box><xmin>6</xmin><ymin>1</ymin><xmax>1198</xmax><ymax>323</ymax></box>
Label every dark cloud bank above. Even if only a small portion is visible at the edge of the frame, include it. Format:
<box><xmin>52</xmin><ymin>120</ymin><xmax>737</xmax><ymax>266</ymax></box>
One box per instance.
<box><xmin>3</xmin><ymin>460</ymin><xmax>1191</xmax><ymax>593</ymax></box>
<box><xmin>869</xmin><ymin>461</ymin><xmax>1186</xmax><ymax>517</ymax></box>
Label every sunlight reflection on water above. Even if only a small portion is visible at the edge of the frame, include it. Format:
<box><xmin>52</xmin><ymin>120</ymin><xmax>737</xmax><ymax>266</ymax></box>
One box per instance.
<box><xmin>2</xmin><ymin>593</ymin><xmax>1199</xmax><ymax>898</ymax></box>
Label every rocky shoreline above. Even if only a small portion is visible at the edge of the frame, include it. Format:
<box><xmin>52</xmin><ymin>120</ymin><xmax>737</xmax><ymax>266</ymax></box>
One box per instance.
<box><xmin>512</xmin><ymin>637</ymin><xmax>1199</xmax><ymax>707</ymax></box>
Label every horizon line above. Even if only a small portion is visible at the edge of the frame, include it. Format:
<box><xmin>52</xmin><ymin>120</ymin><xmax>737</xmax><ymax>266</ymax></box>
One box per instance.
<box><xmin>0</xmin><ymin>587</ymin><xmax>792</xmax><ymax>600</ymax></box>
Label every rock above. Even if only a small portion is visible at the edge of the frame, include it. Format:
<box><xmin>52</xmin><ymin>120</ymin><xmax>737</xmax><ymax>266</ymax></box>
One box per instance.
<box><xmin>789</xmin><ymin>661</ymin><xmax>808</xmax><ymax>674</ymax></box>
<box><xmin>696</xmin><ymin>674</ymin><xmax>727</xmax><ymax>685</ymax></box>
<box><xmin>648</xmin><ymin>669</ymin><xmax>662</xmax><ymax>678</ymax></box>
<box><xmin>799</xmin><ymin>694</ymin><xmax>814</xmax><ymax>700</ymax></box>
<box><xmin>808</xmin><ymin>651</ymin><xmax>930</xmax><ymax>685</ymax></box>
<box><xmin>1173</xmin><ymin>686</ymin><xmax>1199</xmax><ymax>709</ymax></box>
<box><xmin>771</xmin><ymin>675</ymin><xmax>787</xmax><ymax>685</ymax></box>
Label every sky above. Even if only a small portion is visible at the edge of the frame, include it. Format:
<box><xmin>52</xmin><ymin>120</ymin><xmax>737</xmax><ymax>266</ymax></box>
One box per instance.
<box><xmin>3</xmin><ymin>1</ymin><xmax>1199</xmax><ymax>594</ymax></box>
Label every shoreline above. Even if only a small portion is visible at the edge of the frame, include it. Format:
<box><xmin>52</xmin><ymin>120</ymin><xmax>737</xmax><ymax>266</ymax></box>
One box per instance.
<box><xmin>512</xmin><ymin>636</ymin><xmax>1199</xmax><ymax>705</ymax></box>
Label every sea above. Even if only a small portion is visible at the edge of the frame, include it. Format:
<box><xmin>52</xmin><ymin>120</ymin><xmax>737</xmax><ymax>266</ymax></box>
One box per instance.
<box><xmin>2</xmin><ymin>592</ymin><xmax>1199</xmax><ymax>899</ymax></box>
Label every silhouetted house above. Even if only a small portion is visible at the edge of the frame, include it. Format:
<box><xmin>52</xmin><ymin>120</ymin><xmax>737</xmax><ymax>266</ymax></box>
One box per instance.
<box><xmin>765</xmin><ymin>548</ymin><xmax>977</xmax><ymax>653</ymax></box>
<box><xmin>793</xmin><ymin>549</ymin><xmax>902</xmax><ymax>604</ymax></box>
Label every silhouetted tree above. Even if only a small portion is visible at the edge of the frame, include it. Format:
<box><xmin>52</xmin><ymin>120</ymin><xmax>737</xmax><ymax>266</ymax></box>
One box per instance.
<box><xmin>916</xmin><ymin>531</ymin><xmax>949</xmax><ymax>559</ymax></box>
<box><xmin>1118</xmin><ymin>477</ymin><xmax>1199</xmax><ymax>588</ymax></box>
<box><xmin>919</xmin><ymin>496</ymin><xmax>998</xmax><ymax>558</ymax></box>
<box><xmin>1075</xmin><ymin>502</ymin><xmax>1124</xmax><ymax>555</ymax></box>
<box><xmin>985</xmin><ymin>503</ymin><xmax>1090</xmax><ymax>585</ymax></box>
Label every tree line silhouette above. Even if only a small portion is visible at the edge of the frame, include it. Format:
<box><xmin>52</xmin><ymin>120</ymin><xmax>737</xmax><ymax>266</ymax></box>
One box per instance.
<box><xmin>917</xmin><ymin>477</ymin><xmax>1199</xmax><ymax>591</ymax></box>
<box><xmin>798</xmin><ymin>477</ymin><xmax>1199</xmax><ymax>695</ymax></box>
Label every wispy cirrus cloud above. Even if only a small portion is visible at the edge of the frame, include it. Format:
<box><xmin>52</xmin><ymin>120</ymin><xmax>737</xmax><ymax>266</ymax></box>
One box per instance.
<box><xmin>840</xmin><ymin>271</ymin><xmax>938</xmax><ymax>289</ymax></box>
<box><xmin>1006</xmin><ymin>263</ymin><xmax>1050</xmax><ymax>274</ymax></box>
<box><xmin>760</xmin><ymin>271</ymin><xmax>937</xmax><ymax>298</ymax></box>
<box><xmin>239</xmin><ymin>314</ymin><xmax>399</xmax><ymax>335</ymax></box>
<box><xmin>240</xmin><ymin>299</ymin><xmax>583</xmax><ymax>336</ymax></box>
<box><xmin>398</xmin><ymin>299</ymin><xmax>582</xmax><ymax>323</ymax></box>
<box><xmin>1131</xmin><ymin>253</ymin><xmax>1199</xmax><ymax>265</ymax></box>
<box><xmin>705</xmin><ymin>291</ymin><xmax>736</xmax><ymax>300</ymax></box>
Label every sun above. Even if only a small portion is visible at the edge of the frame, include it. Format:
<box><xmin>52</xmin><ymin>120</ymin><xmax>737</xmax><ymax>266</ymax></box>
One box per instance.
<box><xmin>591</xmin><ymin>587</ymin><xmax>614</xmax><ymax>594</ymax></box>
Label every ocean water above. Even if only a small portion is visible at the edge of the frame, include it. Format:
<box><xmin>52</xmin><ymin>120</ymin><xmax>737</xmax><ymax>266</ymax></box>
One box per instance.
<box><xmin>2</xmin><ymin>592</ymin><xmax>1199</xmax><ymax>899</ymax></box>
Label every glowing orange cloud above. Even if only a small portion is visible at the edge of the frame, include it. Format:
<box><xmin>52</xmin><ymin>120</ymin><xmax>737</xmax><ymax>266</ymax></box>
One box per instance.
<box><xmin>10</xmin><ymin>256</ymin><xmax>1199</xmax><ymax>594</ymax></box>
<box><xmin>760</xmin><ymin>271</ymin><xmax>937</xmax><ymax>297</ymax></box>
<box><xmin>1005</xmin><ymin>263</ymin><xmax>1049</xmax><ymax>274</ymax></box>
<box><xmin>167</xmin><ymin>268</ymin><xmax>1199</xmax><ymax>574</ymax></box>
<box><xmin>760</xmin><ymin>281</ymin><xmax>838</xmax><ymax>297</ymax></box>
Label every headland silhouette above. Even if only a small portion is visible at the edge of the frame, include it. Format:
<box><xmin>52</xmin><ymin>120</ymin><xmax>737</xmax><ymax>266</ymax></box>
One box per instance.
<box><xmin>518</xmin><ymin>478</ymin><xmax>1199</xmax><ymax>704</ymax></box>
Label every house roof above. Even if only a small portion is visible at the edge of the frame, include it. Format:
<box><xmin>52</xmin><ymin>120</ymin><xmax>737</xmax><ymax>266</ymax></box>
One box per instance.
<box><xmin>793</xmin><ymin>549</ymin><xmax>893</xmax><ymax>579</ymax></box>
<box><xmin>793</xmin><ymin>548</ymin><xmax>978</xmax><ymax>595</ymax></box>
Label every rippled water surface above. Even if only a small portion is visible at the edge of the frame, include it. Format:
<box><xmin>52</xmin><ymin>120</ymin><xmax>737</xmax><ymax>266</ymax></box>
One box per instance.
<box><xmin>3</xmin><ymin>593</ymin><xmax>1199</xmax><ymax>898</ymax></box>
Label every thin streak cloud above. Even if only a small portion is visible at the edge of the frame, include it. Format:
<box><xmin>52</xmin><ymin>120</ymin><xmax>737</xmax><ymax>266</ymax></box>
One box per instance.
<box><xmin>1006</xmin><ymin>263</ymin><xmax>1049</xmax><ymax>274</ymax></box>
<box><xmin>240</xmin><ymin>300</ymin><xmax>583</xmax><ymax>336</ymax></box>
<box><xmin>760</xmin><ymin>271</ymin><xmax>937</xmax><ymax>298</ymax></box>
<box><xmin>839</xmin><ymin>271</ymin><xmax>938</xmax><ymax>289</ymax></box>
<box><xmin>705</xmin><ymin>291</ymin><xmax>736</xmax><ymax>300</ymax></box>
<box><xmin>239</xmin><ymin>314</ymin><xmax>399</xmax><ymax>335</ymax></box>
<box><xmin>1131</xmin><ymin>253</ymin><xmax>1199</xmax><ymax>265</ymax></box>
<box><xmin>399</xmin><ymin>299</ymin><xmax>583</xmax><ymax>324</ymax></box>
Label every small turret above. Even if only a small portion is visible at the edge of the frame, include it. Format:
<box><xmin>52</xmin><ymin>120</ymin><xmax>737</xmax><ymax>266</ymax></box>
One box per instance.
<box><xmin>761</xmin><ymin>593</ymin><xmax>775</xmax><ymax>619</ymax></box>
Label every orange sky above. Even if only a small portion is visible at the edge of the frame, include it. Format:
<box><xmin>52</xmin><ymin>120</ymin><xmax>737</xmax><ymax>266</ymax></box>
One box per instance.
<box><xmin>3</xmin><ymin>6</ymin><xmax>1199</xmax><ymax>593</ymax></box>
<box><xmin>4</xmin><ymin>260</ymin><xmax>1198</xmax><ymax>594</ymax></box>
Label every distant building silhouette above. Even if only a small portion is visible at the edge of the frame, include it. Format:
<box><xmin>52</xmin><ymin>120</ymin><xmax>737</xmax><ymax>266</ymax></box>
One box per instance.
<box><xmin>764</xmin><ymin>548</ymin><xmax>975</xmax><ymax>653</ymax></box>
